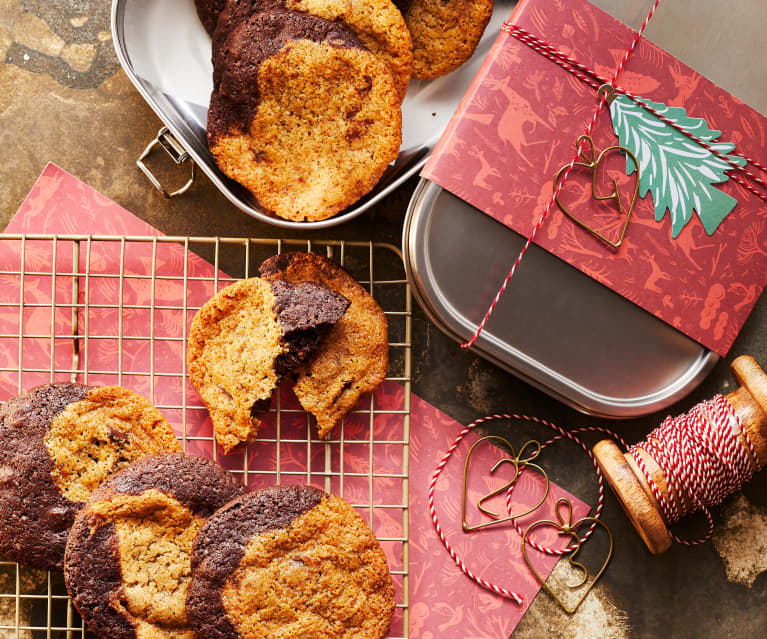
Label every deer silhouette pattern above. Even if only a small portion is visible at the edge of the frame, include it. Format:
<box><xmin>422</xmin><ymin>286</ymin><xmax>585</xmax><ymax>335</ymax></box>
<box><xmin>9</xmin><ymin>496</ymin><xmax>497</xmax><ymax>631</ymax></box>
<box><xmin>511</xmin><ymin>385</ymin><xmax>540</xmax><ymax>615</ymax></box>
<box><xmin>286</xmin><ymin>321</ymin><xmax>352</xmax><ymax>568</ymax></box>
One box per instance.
<box><xmin>422</xmin><ymin>0</ymin><xmax>767</xmax><ymax>356</ymax></box>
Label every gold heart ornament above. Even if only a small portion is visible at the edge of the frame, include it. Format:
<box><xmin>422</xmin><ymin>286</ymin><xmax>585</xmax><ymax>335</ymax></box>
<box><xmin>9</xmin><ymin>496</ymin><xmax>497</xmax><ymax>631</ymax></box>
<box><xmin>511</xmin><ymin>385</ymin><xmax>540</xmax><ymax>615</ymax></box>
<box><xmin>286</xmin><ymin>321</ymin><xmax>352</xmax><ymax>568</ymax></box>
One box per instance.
<box><xmin>462</xmin><ymin>436</ymin><xmax>550</xmax><ymax>533</ymax></box>
<box><xmin>554</xmin><ymin>134</ymin><xmax>639</xmax><ymax>250</ymax></box>
<box><xmin>522</xmin><ymin>498</ymin><xmax>614</xmax><ymax>614</ymax></box>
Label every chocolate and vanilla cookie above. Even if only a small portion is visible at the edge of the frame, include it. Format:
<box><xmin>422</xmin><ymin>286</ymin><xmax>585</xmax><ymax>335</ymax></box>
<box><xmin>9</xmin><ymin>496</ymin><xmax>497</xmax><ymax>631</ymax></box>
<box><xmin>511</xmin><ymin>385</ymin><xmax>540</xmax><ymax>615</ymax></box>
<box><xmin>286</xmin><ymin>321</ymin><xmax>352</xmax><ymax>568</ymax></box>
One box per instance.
<box><xmin>260</xmin><ymin>253</ymin><xmax>388</xmax><ymax>439</ymax></box>
<box><xmin>0</xmin><ymin>384</ymin><xmax>180</xmax><ymax>571</ymax></box>
<box><xmin>213</xmin><ymin>0</ymin><xmax>412</xmax><ymax>100</ymax></box>
<box><xmin>187</xmin><ymin>485</ymin><xmax>395</xmax><ymax>639</ymax></box>
<box><xmin>188</xmin><ymin>277</ymin><xmax>349</xmax><ymax>453</ymax></box>
<box><xmin>399</xmin><ymin>0</ymin><xmax>493</xmax><ymax>79</ymax></box>
<box><xmin>195</xmin><ymin>0</ymin><xmax>227</xmax><ymax>34</ymax></box>
<box><xmin>207</xmin><ymin>10</ymin><xmax>402</xmax><ymax>222</ymax></box>
<box><xmin>65</xmin><ymin>453</ymin><xmax>245</xmax><ymax>639</ymax></box>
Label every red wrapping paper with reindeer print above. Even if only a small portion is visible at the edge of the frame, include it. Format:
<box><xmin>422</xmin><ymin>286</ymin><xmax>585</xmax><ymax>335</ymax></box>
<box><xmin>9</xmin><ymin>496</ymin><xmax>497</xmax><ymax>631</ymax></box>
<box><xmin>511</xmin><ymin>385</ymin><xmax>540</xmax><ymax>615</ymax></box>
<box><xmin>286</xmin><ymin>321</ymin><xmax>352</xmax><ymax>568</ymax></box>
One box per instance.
<box><xmin>7</xmin><ymin>164</ymin><xmax>593</xmax><ymax>639</ymax></box>
<box><xmin>421</xmin><ymin>0</ymin><xmax>767</xmax><ymax>356</ymax></box>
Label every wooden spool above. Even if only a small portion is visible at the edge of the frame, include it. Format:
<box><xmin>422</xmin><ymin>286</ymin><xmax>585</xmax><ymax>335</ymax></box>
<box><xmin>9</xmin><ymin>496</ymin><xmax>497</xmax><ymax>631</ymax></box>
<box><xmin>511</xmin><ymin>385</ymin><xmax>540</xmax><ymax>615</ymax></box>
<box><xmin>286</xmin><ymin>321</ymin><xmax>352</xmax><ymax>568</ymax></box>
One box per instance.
<box><xmin>592</xmin><ymin>355</ymin><xmax>767</xmax><ymax>554</ymax></box>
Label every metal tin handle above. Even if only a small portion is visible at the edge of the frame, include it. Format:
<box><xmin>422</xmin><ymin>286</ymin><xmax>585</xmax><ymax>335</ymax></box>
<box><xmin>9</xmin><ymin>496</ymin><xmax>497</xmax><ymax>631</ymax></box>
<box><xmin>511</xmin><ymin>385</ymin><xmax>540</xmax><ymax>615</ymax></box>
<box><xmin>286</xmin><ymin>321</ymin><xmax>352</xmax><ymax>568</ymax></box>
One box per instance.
<box><xmin>136</xmin><ymin>127</ymin><xmax>196</xmax><ymax>198</ymax></box>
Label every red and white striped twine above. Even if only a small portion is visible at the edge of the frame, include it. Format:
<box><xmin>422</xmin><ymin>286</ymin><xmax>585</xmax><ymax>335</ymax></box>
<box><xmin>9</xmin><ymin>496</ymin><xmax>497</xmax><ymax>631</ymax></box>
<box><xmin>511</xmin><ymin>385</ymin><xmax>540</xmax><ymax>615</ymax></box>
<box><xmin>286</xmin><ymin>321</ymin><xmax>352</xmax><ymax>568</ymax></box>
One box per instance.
<box><xmin>429</xmin><ymin>396</ymin><xmax>760</xmax><ymax>601</ymax></box>
<box><xmin>501</xmin><ymin>23</ymin><xmax>767</xmax><ymax>202</ymax></box>
<box><xmin>462</xmin><ymin>0</ymin><xmax>767</xmax><ymax>348</ymax></box>
<box><xmin>629</xmin><ymin>394</ymin><xmax>760</xmax><ymax>545</ymax></box>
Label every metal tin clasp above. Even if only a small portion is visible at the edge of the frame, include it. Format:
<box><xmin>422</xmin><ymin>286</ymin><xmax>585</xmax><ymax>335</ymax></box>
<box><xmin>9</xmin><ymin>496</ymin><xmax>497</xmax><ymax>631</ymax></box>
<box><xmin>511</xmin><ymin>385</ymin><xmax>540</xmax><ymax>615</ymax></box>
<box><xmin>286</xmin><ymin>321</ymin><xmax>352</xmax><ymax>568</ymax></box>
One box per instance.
<box><xmin>136</xmin><ymin>127</ymin><xmax>196</xmax><ymax>198</ymax></box>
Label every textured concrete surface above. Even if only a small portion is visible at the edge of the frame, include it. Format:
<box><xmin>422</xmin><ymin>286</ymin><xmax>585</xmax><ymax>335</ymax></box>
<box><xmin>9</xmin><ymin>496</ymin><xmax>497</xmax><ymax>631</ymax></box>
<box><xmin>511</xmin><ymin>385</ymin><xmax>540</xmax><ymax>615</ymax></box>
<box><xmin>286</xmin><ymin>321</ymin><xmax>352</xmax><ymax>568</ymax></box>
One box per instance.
<box><xmin>2</xmin><ymin>1</ymin><xmax>767</xmax><ymax>637</ymax></box>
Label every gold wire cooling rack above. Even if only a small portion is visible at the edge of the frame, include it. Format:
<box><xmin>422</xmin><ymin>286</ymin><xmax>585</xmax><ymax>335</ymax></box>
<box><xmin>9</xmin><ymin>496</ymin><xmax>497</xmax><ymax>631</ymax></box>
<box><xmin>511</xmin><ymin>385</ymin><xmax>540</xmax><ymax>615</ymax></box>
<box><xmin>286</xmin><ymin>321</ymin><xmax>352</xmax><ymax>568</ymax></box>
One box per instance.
<box><xmin>0</xmin><ymin>235</ymin><xmax>411</xmax><ymax>639</ymax></box>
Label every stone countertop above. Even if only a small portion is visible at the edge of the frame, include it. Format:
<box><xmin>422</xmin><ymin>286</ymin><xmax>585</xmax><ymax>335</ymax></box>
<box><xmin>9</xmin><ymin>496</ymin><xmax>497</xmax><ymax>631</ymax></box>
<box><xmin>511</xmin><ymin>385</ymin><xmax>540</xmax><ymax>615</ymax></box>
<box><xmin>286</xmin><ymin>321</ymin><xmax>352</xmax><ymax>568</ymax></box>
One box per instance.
<box><xmin>2</xmin><ymin>2</ymin><xmax>767</xmax><ymax>637</ymax></box>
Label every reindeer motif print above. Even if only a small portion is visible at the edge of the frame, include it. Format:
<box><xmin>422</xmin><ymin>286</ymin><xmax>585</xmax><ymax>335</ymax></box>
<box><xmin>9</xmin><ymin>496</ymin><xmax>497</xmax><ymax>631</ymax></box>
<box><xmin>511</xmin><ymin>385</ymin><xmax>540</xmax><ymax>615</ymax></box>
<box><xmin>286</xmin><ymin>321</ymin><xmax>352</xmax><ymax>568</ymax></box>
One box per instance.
<box><xmin>485</xmin><ymin>76</ymin><xmax>552</xmax><ymax>167</ymax></box>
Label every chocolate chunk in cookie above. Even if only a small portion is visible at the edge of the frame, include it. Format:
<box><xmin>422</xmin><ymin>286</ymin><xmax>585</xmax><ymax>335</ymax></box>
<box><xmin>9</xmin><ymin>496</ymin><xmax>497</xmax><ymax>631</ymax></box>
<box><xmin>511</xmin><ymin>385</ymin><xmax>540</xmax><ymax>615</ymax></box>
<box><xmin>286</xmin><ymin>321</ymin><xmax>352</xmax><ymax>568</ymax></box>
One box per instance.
<box><xmin>187</xmin><ymin>485</ymin><xmax>395</xmax><ymax>639</ymax></box>
<box><xmin>188</xmin><ymin>276</ymin><xmax>349</xmax><ymax>452</ymax></box>
<box><xmin>0</xmin><ymin>384</ymin><xmax>180</xmax><ymax>571</ymax></box>
<box><xmin>207</xmin><ymin>10</ymin><xmax>402</xmax><ymax>222</ymax></box>
<box><xmin>260</xmin><ymin>252</ymin><xmax>388</xmax><ymax>439</ymax></box>
<box><xmin>64</xmin><ymin>453</ymin><xmax>245</xmax><ymax>639</ymax></box>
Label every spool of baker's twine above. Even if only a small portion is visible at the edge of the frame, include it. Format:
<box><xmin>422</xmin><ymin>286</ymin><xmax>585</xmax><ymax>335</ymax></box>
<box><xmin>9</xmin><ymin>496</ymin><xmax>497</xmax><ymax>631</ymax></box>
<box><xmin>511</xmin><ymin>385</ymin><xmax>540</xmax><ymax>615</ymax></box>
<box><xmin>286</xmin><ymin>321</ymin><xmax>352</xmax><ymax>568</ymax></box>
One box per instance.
<box><xmin>430</xmin><ymin>355</ymin><xmax>767</xmax><ymax>602</ymax></box>
<box><xmin>628</xmin><ymin>394</ymin><xmax>757</xmax><ymax>545</ymax></box>
<box><xmin>594</xmin><ymin>355</ymin><xmax>767</xmax><ymax>554</ymax></box>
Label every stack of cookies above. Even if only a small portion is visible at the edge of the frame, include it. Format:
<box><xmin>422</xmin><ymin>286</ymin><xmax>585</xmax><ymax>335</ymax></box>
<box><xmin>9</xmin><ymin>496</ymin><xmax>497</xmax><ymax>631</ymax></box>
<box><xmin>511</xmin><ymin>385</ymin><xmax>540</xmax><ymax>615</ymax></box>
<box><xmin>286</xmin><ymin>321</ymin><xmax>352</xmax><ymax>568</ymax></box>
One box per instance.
<box><xmin>0</xmin><ymin>385</ymin><xmax>395</xmax><ymax>638</ymax></box>
<box><xmin>0</xmin><ymin>252</ymin><xmax>397</xmax><ymax>638</ymax></box>
<box><xmin>196</xmin><ymin>0</ymin><xmax>493</xmax><ymax>222</ymax></box>
<box><xmin>0</xmin><ymin>383</ymin><xmax>181</xmax><ymax>571</ymax></box>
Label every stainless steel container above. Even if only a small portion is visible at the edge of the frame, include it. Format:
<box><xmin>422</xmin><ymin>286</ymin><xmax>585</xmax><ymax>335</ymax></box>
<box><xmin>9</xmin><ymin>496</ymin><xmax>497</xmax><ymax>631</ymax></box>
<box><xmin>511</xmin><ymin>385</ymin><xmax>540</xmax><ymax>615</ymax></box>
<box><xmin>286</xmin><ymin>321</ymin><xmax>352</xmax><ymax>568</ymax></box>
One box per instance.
<box><xmin>404</xmin><ymin>179</ymin><xmax>719</xmax><ymax>418</ymax></box>
<box><xmin>110</xmin><ymin>0</ymin><xmax>516</xmax><ymax>228</ymax></box>
<box><xmin>403</xmin><ymin>0</ymin><xmax>767</xmax><ymax>418</ymax></box>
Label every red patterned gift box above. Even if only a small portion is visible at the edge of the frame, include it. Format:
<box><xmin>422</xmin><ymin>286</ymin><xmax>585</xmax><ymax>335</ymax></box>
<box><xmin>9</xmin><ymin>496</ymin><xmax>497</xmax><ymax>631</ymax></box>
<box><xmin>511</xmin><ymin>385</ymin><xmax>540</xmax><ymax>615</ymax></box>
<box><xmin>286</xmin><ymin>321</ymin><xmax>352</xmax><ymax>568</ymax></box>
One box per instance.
<box><xmin>422</xmin><ymin>0</ymin><xmax>767</xmax><ymax>356</ymax></box>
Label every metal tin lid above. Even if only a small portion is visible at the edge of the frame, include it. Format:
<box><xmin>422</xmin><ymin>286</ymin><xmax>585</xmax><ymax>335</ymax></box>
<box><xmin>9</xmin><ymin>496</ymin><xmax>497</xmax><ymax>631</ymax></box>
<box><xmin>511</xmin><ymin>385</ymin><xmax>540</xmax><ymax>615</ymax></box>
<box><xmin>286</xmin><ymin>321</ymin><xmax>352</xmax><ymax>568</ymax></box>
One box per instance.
<box><xmin>404</xmin><ymin>179</ymin><xmax>718</xmax><ymax>418</ymax></box>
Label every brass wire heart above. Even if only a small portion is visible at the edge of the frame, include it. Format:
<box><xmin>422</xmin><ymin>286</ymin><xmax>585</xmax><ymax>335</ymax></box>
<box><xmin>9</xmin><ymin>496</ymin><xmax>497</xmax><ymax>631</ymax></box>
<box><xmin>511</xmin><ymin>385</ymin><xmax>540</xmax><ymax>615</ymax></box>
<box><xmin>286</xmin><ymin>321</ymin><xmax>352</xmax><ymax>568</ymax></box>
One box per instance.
<box><xmin>522</xmin><ymin>498</ymin><xmax>614</xmax><ymax>614</ymax></box>
<box><xmin>461</xmin><ymin>436</ymin><xmax>550</xmax><ymax>532</ymax></box>
<box><xmin>554</xmin><ymin>135</ymin><xmax>640</xmax><ymax>250</ymax></box>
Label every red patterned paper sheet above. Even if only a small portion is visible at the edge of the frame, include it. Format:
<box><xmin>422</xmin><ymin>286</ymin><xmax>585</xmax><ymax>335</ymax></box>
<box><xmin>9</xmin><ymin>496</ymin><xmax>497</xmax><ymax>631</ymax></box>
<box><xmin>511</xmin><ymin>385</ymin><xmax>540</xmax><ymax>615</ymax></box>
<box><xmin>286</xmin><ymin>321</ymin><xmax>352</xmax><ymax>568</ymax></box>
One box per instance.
<box><xmin>422</xmin><ymin>0</ymin><xmax>767</xmax><ymax>356</ymax></box>
<box><xmin>408</xmin><ymin>398</ymin><xmax>590</xmax><ymax>638</ymax></box>
<box><xmin>2</xmin><ymin>164</ymin><xmax>589</xmax><ymax>638</ymax></box>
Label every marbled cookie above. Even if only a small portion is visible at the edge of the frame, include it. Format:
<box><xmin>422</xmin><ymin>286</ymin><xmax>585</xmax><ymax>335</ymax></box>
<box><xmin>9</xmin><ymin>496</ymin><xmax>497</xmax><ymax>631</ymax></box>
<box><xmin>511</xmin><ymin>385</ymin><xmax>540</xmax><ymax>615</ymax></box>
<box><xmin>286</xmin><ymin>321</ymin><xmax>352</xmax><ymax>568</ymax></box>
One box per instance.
<box><xmin>399</xmin><ymin>0</ymin><xmax>493</xmax><ymax>79</ymax></box>
<box><xmin>195</xmin><ymin>0</ymin><xmax>227</xmax><ymax>34</ymax></box>
<box><xmin>65</xmin><ymin>453</ymin><xmax>245</xmax><ymax>639</ymax></box>
<box><xmin>213</xmin><ymin>0</ymin><xmax>412</xmax><ymax>100</ymax></box>
<box><xmin>188</xmin><ymin>276</ymin><xmax>349</xmax><ymax>453</ymax></box>
<box><xmin>207</xmin><ymin>10</ymin><xmax>402</xmax><ymax>222</ymax></box>
<box><xmin>260</xmin><ymin>252</ymin><xmax>388</xmax><ymax>439</ymax></box>
<box><xmin>187</xmin><ymin>485</ymin><xmax>395</xmax><ymax>639</ymax></box>
<box><xmin>0</xmin><ymin>383</ymin><xmax>180</xmax><ymax>571</ymax></box>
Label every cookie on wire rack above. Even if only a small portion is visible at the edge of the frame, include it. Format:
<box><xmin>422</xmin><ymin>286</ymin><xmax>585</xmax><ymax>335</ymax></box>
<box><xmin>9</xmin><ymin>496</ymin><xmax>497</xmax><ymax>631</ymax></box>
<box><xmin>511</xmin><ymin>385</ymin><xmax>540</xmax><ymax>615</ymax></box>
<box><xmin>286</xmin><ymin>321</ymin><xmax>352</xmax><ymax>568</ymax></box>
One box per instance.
<box><xmin>64</xmin><ymin>453</ymin><xmax>245</xmax><ymax>639</ymax></box>
<box><xmin>212</xmin><ymin>0</ymin><xmax>412</xmax><ymax>101</ymax></box>
<box><xmin>0</xmin><ymin>383</ymin><xmax>180</xmax><ymax>571</ymax></box>
<box><xmin>260</xmin><ymin>252</ymin><xmax>388</xmax><ymax>439</ymax></box>
<box><xmin>207</xmin><ymin>10</ymin><xmax>402</xmax><ymax>222</ymax></box>
<box><xmin>187</xmin><ymin>485</ymin><xmax>395</xmax><ymax>639</ymax></box>
<box><xmin>188</xmin><ymin>276</ymin><xmax>349</xmax><ymax>453</ymax></box>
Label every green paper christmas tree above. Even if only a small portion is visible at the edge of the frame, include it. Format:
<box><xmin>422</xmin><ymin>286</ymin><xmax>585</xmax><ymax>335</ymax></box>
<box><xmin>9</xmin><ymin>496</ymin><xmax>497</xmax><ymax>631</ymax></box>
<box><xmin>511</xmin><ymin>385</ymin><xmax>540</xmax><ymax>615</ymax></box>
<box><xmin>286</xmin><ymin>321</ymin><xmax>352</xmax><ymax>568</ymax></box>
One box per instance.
<box><xmin>609</xmin><ymin>95</ymin><xmax>746</xmax><ymax>238</ymax></box>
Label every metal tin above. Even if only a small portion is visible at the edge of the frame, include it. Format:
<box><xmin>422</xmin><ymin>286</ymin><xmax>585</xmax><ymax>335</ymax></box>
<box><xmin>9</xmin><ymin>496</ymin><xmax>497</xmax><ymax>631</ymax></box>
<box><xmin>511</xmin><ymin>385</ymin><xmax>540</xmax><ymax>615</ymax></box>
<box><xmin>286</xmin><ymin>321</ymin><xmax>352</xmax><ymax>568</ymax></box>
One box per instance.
<box><xmin>110</xmin><ymin>0</ymin><xmax>515</xmax><ymax>228</ymax></box>
<box><xmin>403</xmin><ymin>179</ymin><xmax>719</xmax><ymax>418</ymax></box>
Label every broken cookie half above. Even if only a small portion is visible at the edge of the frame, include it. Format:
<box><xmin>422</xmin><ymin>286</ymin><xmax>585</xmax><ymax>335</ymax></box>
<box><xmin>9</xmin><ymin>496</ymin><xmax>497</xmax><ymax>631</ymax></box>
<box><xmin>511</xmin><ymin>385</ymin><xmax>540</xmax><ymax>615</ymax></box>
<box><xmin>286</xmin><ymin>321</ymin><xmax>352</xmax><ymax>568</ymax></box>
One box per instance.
<box><xmin>188</xmin><ymin>276</ymin><xmax>350</xmax><ymax>453</ymax></box>
<box><xmin>260</xmin><ymin>252</ymin><xmax>388</xmax><ymax>439</ymax></box>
